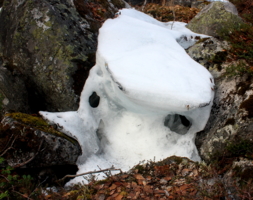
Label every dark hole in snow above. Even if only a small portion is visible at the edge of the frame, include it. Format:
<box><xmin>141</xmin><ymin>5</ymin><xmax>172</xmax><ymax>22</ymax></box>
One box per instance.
<box><xmin>164</xmin><ymin>114</ymin><xmax>191</xmax><ymax>135</ymax></box>
<box><xmin>179</xmin><ymin>115</ymin><xmax>190</xmax><ymax>127</ymax></box>
<box><xmin>89</xmin><ymin>92</ymin><xmax>100</xmax><ymax>108</ymax></box>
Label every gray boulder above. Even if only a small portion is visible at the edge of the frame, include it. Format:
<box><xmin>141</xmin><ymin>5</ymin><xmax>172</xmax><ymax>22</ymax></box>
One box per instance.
<box><xmin>196</xmin><ymin>74</ymin><xmax>253</xmax><ymax>162</ymax></box>
<box><xmin>187</xmin><ymin>23</ymin><xmax>253</xmax><ymax>164</ymax></box>
<box><xmin>0</xmin><ymin>65</ymin><xmax>30</xmax><ymax>116</ymax></box>
<box><xmin>0</xmin><ymin>112</ymin><xmax>81</xmax><ymax>168</ymax></box>
<box><xmin>186</xmin><ymin>1</ymin><xmax>243</xmax><ymax>37</ymax></box>
<box><xmin>0</xmin><ymin>0</ymin><xmax>124</xmax><ymax>113</ymax></box>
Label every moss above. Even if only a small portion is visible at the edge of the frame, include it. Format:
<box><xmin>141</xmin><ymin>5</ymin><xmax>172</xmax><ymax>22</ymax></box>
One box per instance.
<box><xmin>240</xmin><ymin>95</ymin><xmax>253</xmax><ymax>118</ymax></box>
<box><xmin>209</xmin><ymin>51</ymin><xmax>228</xmax><ymax>66</ymax></box>
<box><xmin>224</xmin><ymin>118</ymin><xmax>235</xmax><ymax>126</ymax></box>
<box><xmin>187</xmin><ymin>2</ymin><xmax>243</xmax><ymax>37</ymax></box>
<box><xmin>226</xmin><ymin>138</ymin><xmax>253</xmax><ymax>158</ymax></box>
<box><xmin>5</xmin><ymin>112</ymin><xmax>77</xmax><ymax>144</ymax></box>
<box><xmin>120</xmin><ymin>191</ymin><xmax>127</xmax><ymax>196</ymax></box>
<box><xmin>233</xmin><ymin>166</ymin><xmax>253</xmax><ymax>185</ymax></box>
<box><xmin>93</xmin><ymin>178</ymin><xmax>110</xmax><ymax>186</ymax></box>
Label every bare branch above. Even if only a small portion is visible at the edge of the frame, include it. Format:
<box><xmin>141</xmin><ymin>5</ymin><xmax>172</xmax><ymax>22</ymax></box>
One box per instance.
<box><xmin>12</xmin><ymin>186</ymin><xmax>34</xmax><ymax>200</ymax></box>
<box><xmin>0</xmin><ymin>134</ymin><xmax>14</xmax><ymax>153</ymax></box>
<box><xmin>59</xmin><ymin>167</ymin><xmax>122</xmax><ymax>182</ymax></box>
<box><xmin>0</xmin><ymin>174</ymin><xmax>10</xmax><ymax>182</ymax></box>
<box><xmin>0</xmin><ymin>135</ymin><xmax>18</xmax><ymax>157</ymax></box>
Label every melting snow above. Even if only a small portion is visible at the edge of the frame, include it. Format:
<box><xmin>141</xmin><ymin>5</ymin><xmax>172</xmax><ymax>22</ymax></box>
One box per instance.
<box><xmin>40</xmin><ymin>8</ymin><xmax>214</xmax><ymax>185</ymax></box>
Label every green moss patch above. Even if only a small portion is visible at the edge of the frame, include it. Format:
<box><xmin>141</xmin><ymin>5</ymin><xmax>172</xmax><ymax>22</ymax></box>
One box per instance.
<box><xmin>209</xmin><ymin>51</ymin><xmax>228</xmax><ymax>70</ymax></box>
<box><xmin>226</xmin><ymin>139</ymin><xmax>253</xmax><ymax>158</ymax></box>
<box><xmin>5</xmin><ymin>112</ymin><xmax>77</xmax><ymax>144</ymax></box>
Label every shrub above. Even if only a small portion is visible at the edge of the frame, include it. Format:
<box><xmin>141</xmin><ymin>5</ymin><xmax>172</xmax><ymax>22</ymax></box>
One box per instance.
<box><xmin>0</xmin><ymin>157</ymin><xmax>40</xmax><ymax>199</ymax></box>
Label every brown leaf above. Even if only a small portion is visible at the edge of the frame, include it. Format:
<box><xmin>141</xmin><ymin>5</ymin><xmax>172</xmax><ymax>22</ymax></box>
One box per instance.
<box><xmin>143</xmin><ymin>185</ymin><xmax>153</xmax><ymax>194</ymax></box>
<box><xmin>121</xmin><ymin>174</ymin><xmax>129</xmax><ymax>179</ymax></box>
<box><xmin>154</xmin><ymin>190</ymin><xmax>165</xmax><ymax>194</ymax></box>
<box><xmin>181</xmin><ymin>168</ymin><xmax>190</xmax><ymax>176</ymax></box>
<box><xmin>115</xmin><ymin>194</ymin><xmax>124</xmax><ymax>200</ymax></box>
<box><xmin>164</xmin><ymin>176</ymin><xmax>172</xmax><ymax>181</ymax></box>
<box><xmin>126</xmin><ymin>192</ymin><xmax>135</xmax><ymax>199</ymax></box>
<box><xmin>134</xmin><ymin>174</ymin><xmax>145</xmax><ymax>180</ymax></box>
<box><xmin>109</xmin><ymin>184</ymin><xmax>117</xmax><ymax>190</ymax></box>
<box><xmin>109</xmin><ymin>189</ymin><xmax>115</xmax><ymax>195</ymax></box>
<box><xmin>179</xmin><ymin>184</ymin><xmax>190</xmax><ymax>191</ymax></box>
<box><xmin>131</xmin><ymin>181</ymin><xmax>138</xmax><ymax>188</ymax></box>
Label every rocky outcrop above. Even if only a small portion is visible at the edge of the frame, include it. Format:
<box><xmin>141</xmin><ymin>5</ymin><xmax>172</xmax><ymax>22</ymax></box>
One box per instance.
<box><xmin>0</xmin><ymin>112</ymin><xmax>81</xmax><ymax>168</ymax></box>
<box><xmin>186</xmin><ymin>37</ymin><xmax>230</xmax><ymax>78</ymax></box>
<box><xmin>0</xmin><ymin>0</ymin><xmax>125</xmax><ymax>114</ymax></box>
<box><xmin>186</xmin><ymin>1</ymin><xmax>243</xmax><ymax>37</ymax></box>
<box><xmin>187</xmin><ymin>27</ymin><xmax>253</xmax><ymax>164</ymax></box>
<box><xmin>0</xmin><ymin>65</ymin><xmax>30</xmax><ymax>116</ymax></box>
<box><xmin>196</xmin><ymin>74</ymin><xmax>253</xmax><ymax>162</ymax></box>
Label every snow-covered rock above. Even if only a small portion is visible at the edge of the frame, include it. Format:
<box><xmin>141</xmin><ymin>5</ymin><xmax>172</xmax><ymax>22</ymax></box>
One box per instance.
<box><xmin>41</xmin><ymin>8</ymin><xmax>214</xmax><ymax>184</ymax></box>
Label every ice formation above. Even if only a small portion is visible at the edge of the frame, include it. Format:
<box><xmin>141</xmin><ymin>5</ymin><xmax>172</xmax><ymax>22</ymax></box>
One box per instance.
<box><xmin>40</xmin><ymin>8</ymin><xmax>214</xmax><ymax>184</ymax></box>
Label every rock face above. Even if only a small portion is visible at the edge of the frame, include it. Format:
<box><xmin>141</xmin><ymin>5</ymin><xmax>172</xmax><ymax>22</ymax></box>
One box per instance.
<box><xmin>0</xmin><ymin>112</ymin><xmax>81</xmax><ymax>168</ymax></box>
<box><xmin>187</xmin><ymin>33</ymin><xmax>253</xmax><ymax>164</ymax></box>
<box><xmin>0</xmin><ymin>0</ymin><xmax>124</xmax><ymax>114</ymax></box>
<box><xmin>186</xmin><ymin>1</ymin><xmax>243</xmax><ymax>37</ymax></box>
<box><xmin>197</xmin><ymin>74</ymin><xmax>253</xmax><ymax>162</ymax></box>
<box><xmin>0</xmin><ymin>66</ymin><xmax>30</xmax><ymax>116</ymax></box>
<box><xmin>186</xmin><ymin>37</ymin><xmax>229</xmax><ymax>78</ymax></box>
<box><xmin>188</xmin><ymin>36</ymin><xmax>253</xmax><ymax>164</ymax></box>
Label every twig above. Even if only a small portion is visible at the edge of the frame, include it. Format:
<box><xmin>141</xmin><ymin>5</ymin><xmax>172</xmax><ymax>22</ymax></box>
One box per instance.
<box><xmin>12</xmin><ymin>186</ymin><xmax>34</xmax><ymax>200</ymax></box>
<box><xmin>141</xmin><ymin>0</ymin><xmax>147</xmax><ymax>11</ymax></box>
<box><xmin>170</xmin><ymin>0</ymin><xmax>175</xmax><ymax>30</ymax></box>
<box><xmin>0</xmin><ymin>134</ymin><xmax>14</xmax><ymax>153</ymax></box>
<box><xmin>29</xmin><ymin>177</ymin><xmax>49</xmax><ymax>198</ymax></box>
<box><xmin>0</xmin><ymin>174</ymin><xmax>10</xmax><ymax>182</ymax></box>
<box><xmin>0</xmin><ymin>135</ymin><xmax>18</xmax><ymax>157</ymax></box>
<box><xmin>59</xmin><ymin>167</ymin><xmax>122</xmax><ymax>182</ymax></box>
<box><xmin>13</xmin><ymin>139</ymin><xmax>44</xmax><ymax>168</ymax></box>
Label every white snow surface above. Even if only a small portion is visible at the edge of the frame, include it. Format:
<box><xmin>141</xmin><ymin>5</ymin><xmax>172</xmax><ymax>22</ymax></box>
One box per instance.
<box><xmin>40</xmin><ymin>8</ymin><xmax>214</xmax><ymax>185</ymax></box>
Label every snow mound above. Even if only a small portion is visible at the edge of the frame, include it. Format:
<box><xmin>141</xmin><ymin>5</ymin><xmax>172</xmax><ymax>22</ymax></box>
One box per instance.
<box><xmin>40</xmin><ymin>8</ymin><xmax>214</xmax><ymax>184</ymax></box>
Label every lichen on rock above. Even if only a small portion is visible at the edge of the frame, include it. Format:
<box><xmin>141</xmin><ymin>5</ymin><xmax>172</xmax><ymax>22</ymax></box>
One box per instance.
<box><xmin>187</xmin><ymin>37</ymin><xmax>229</xmax><ymax>78</ymax></box>
<box><xmin>197</xmin><ymin>75</ymin><xmax>253</xmax><ymax>162</ymax></box>
<box><xmin>0</xmin><ymin>0</ymin><xmax>125</xmax><ymax>113</ymax></box>
<box><xmin>186</xmin><ymin>1</ymin><xmax>243</xmax><ymax>37</ymax></box>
